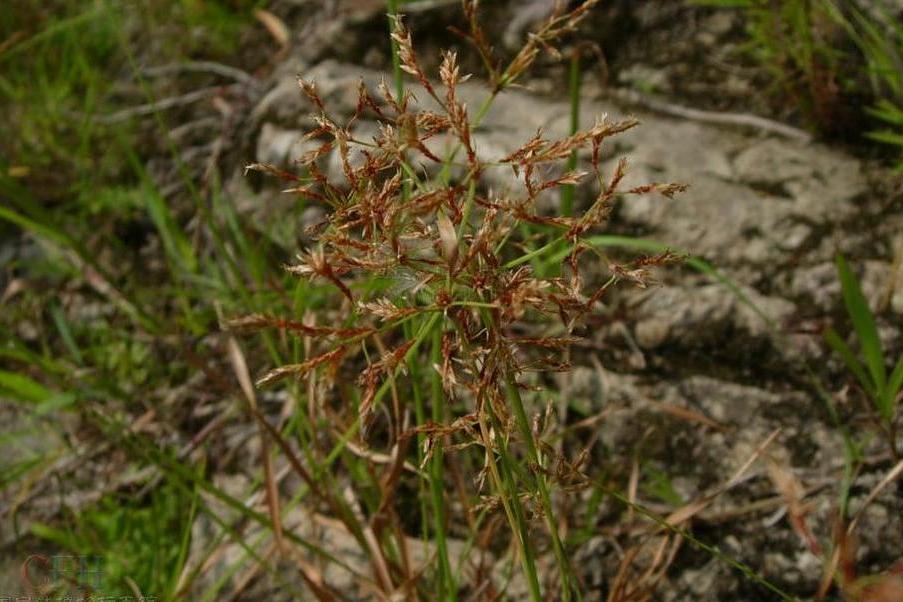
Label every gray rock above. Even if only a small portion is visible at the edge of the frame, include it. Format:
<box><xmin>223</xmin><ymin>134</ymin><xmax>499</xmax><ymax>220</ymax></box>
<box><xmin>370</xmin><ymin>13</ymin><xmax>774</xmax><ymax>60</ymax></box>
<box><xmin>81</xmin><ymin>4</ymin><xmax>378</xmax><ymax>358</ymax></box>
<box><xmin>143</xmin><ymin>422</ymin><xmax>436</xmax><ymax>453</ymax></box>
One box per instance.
<box><xmin>789</xmin><ymin>261</ymin><xmax>840</xmax><ymax>310</ymax></box>
<box><xmin>631</xmin><ymin>283</ymin><xmax>794</xmax><ymax>351</ymax></box>
<box><xmin>256</xmin><ymin>122</ymin><xmax>304</xmax><ymax>166</ymax></box>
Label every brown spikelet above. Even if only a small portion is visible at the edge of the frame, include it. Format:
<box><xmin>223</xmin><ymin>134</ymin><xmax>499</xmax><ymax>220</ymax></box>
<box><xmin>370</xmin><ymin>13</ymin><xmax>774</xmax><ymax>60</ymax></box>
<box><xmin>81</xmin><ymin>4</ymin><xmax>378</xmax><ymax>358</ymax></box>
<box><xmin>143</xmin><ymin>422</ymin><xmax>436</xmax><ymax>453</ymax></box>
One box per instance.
<box><xmin>627</xmin><ymin>182</ymin><xmax>690</xmax><ymax>198</ymax></box>
<box><xmin>389</xmin><ymin>15</ymin><xmax>436</xmax><ymax>99</ymax></box>
<box><xmin>227</xmin><ymin>315</ymin><xmax>374</xmax><ymax>339</ymax></box>
<box><xmin>298</xmin><ymin>78</ymin><xmax>325</xmax><ymax>113</ymax></box>
<box><xmin>257</xmin><ymin>347</ymin><xmax>346</xmax><ymax>387</ymax></box>
<box><xmin>241</xmin><ymin>3</ymin><xmax>695</xmax><ymax>595</ymax></box>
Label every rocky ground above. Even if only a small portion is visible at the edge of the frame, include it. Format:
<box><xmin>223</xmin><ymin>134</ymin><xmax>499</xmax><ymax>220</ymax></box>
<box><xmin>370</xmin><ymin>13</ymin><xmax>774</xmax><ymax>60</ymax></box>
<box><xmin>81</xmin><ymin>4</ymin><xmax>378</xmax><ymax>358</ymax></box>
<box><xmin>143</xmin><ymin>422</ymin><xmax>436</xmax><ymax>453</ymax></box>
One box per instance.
<box><xmin>3</xmin><ymin>1</ymin><xmax>902</xmax><ymax>600</ymax></box>
<box><xmin>245</xmin><ymin>60</ymin><xmax>902</xmax><ymax>601</ymax></box>
<box><xmin>237</xmin><ymin>2</ymin><xmax>903</xmax><ymax>599</ymax></box>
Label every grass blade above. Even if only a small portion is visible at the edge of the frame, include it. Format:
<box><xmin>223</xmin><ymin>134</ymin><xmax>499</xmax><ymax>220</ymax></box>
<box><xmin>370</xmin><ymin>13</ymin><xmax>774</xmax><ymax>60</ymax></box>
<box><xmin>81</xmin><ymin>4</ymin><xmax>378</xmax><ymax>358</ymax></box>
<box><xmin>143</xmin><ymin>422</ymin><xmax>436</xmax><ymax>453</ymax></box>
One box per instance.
<box><xmin>885</xmin><ymin>356</ymin><xmax>903</xmax><ymax>417</ymax></box>
<box><xmin>0</xmin><ymin>370</ymin><xmax>54</xmax><ymax>403</ymax></box>
<box><xmin>835</xmin><ymin>254</ymin><xmax>886</xmax><ymax>392</ymax></box>
<box><xmin>824</xmin><ymin>327</ymin><xmax>876</xmax><ymax>398</ymax></box>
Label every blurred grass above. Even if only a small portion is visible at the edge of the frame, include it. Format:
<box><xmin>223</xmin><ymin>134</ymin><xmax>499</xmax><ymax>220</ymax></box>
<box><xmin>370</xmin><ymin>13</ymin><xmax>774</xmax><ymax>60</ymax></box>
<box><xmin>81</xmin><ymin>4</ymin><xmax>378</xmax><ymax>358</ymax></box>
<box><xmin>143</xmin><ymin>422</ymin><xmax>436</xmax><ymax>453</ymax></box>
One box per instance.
<box><xmin>692</xmin><ymin>0</ymin><xmax>903</xmax><ymax>169</ymax></box>
<box><xmin>1</xmin><ymin>1</ymin><xmax>253</xmax><ymax>189</ymax></box>
<box><xmin>0</xmin><ymin>1</ymin><xmax>314</xmax><ymax>598</ymax></box>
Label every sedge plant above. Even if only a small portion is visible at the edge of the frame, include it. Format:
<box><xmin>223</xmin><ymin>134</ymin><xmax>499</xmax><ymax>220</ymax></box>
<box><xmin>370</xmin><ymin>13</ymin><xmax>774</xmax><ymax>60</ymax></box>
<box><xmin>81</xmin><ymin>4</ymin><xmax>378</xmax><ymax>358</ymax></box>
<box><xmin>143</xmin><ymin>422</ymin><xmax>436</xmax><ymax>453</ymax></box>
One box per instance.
<box><xmin>244</xmin><ymin>1</ymin><xmax>692</xmax><ymax>598</ymax></box>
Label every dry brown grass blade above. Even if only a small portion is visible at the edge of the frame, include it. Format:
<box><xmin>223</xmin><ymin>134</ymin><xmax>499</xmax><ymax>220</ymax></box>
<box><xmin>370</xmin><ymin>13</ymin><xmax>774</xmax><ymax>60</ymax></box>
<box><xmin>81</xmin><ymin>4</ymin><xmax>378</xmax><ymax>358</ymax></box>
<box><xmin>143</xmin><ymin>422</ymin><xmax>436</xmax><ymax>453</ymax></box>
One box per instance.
<box><xmin>627</xmin><ymin>457</ymin><xmax>639</xmax><ymax>525</ymax></box>
<box><xmin>0</xmin><ymin>277</ymin><xmax>26</xmax><ymax>304</ymax></box>
<box><xmin>254</xmin><ymin>8</ymin><xmax>289</xmax><ymax>50</ymax></box>
<box><xmin>343</xmin><ymin>439</ymin><xmax>420</xmax><ymax>474</ymax></box>
<box><xmin>665</xmin><ymin>428</ymin><xmax>781</xmax><ymax>527</ymax></box>
<box><xmin>289</xmin><ymin>547</ymin><xmax>338</xmax><ymax>602</ymax></box>
<box><xmin>641</xmin><ymin>535</ymin><xmax>679</xmax><ymax>598</ymax></box>
<box><xmin>227</xmin><ymin>337</ymin><xmax>284</xmax><ymax>551</ymax></box>
<box><xmin>817</xmin><ymin>518</ymin><xmax>845</xmax><ymax>600</ymax></box>
<box><xmin>766</xmin><ymin>457</ymin><xmax>821</xmax><ymax>556</ymax></box>
<box><xmin>607</xmin><ymin>531</ymin><xmax>682</xmax><ymax>602</ymax></box>
<box><xmin>856</xmin><ymin>576</ymin><xmax>903</xmax><ymax>602</ymax></box>
<box><xmin>222</xmin><ymin>542</ymin><xmax>277</xmax><ymax>602</ymax></box>
<box><xmin>124</xmin><ymin>576</ymin><xmax>145</xmax><ymax>601</ymax></box>
<box><xmin>0</xmin><ymin>30</ymin><xmax>26</xmax><ymax>57</ymax></box>
<box><xmin>817</xmin><ymin>458</ymin><xmax>903</xmax><ymax>600</ymax></box>
<box><xmin>847</xmin><ymin>457</ymin><xmax>903</xmax><ymax>536</ymax></box>
<box><xmin>375</xmin><ymin>432</ymin><xmax>415</xmax><ymax>587</ymax></box>
<box><xmin>342</xmin><ymin>486</ymin><xmax>394</xmax><ymax>593</ymax></box>
<box><xmin>607</xmin><ymin>546</ymin><xmax>642</xmax><ymax>602</ymax></box>
<box><xmin>243</xmin><ymin>401</ymin><xmax>393</xmax><ymax>592</ymax></box>
<box><xmin>653</xmin><ymin>401</ymin><xmax>728</xmax><ymax>432</ymax></box>
<box><xmin>243</xmin><ymin>403</ymin><xmax>373</xmax><ymax>554</ymax></box>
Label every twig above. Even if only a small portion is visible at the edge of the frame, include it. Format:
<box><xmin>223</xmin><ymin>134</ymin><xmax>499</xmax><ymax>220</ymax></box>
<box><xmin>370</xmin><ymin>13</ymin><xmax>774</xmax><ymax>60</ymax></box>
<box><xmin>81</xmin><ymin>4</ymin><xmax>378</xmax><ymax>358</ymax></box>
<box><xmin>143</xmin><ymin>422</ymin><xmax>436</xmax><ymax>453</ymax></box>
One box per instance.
<box><xmin>141</xmin><ymin>60</ymin><xmax>260</xmax><ymax>89</ymax></box>
<box><xmin>847</xmin><ymin>456</ymin><xmax>903</xmax><ymax>536</ymax></box>
<box><xmin>399</xmin><ymin>0</ymin><xmax>459</xmax><ymax>12</ymax></box>
<box><xmin>168</xmin><ymin>116</ymin><xmax>221</xmax><ymax>141</ymax></box>
<box><xmin>82</xmin><ymin>84</ymin><xmax>240</xmax><ymax>124</ymax></box>
<box><xmin>605</xmin><ymin>86</ymin><xmax>814</xmax><ymax>143</ymax></box>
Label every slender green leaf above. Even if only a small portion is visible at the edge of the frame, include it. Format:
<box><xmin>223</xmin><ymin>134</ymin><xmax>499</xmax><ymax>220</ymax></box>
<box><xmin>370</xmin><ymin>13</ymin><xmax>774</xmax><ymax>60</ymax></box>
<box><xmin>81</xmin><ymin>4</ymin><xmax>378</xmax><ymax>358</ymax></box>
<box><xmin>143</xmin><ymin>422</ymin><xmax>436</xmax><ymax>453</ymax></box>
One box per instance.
<box><xmin>836</xmin><ymin>255</ymin><xmax>886</xmax><ymax>392</ymax></box>
<box><xmin>866</xmin><ymin>129</ymin><xmax>903</xmax><ymax>146</ymax></box>
<box><xmin>886</xmin><ymin>356</ymin><xmax>903</xmax><ymax>411</ymax></box>
<box><xmin>824</xmin><ymin>327</ymin><xmax>876</xmax><ymax>397</ymax></box>
<box><xmin>0</xmin><ymin>370</ymin><xmax>53</xmax><ymax>403</ymax></box>
<box><xmin>0</xmin><ymin>204</ymin><xmax>71</xmax><ymax>247</ymax></box>
<box><xmin>35</xmin><ymin>392</ymin><xmax>78</xmax><ymax>416</ymax></box>
<box><xmin>50</xmin><ymin>303</ymin><xmax>84</xmax><ymax>365</ymax></box>
<box><xmin>30</xmin><ymin>522</ymin><xmax>80</xmax><ymax>550</ymax></box>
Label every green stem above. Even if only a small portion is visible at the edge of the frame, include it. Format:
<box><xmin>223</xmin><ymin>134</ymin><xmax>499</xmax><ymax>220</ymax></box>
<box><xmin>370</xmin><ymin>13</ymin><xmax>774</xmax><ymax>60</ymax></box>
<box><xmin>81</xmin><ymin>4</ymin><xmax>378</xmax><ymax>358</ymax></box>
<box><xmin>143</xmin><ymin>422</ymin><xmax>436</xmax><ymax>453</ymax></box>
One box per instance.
<box><xmin>478</xmin><ymin>406</ymin><xmax>543</xmax><ymax>602</ymax></box>
<box><xmin>429</xmin><ymin>323</ymin><xmax>455</xmax><ymax>600</ymax></box>
<box><xmin>504</xmin><ymin>235</ymin><xmax>566</xmax><ymax>269</ymax></box>
<box><xmin>387</xmin><ymin>0</ymin><xmax>414</xmax><ymax>201</ymax></box>
<box><xmin>474</xmin><ymin>307</ymin><xmax>544</xmax><ymax>601</ymax></box>
<box><xmin>404</xmin><ymin>319</ymin><xmax>433</xmax><ymax>579</ymax></box>
<box><xmin>503</xmin><ymin>370</ymin><xmax>577</xmax><ymax>601</ymax></box>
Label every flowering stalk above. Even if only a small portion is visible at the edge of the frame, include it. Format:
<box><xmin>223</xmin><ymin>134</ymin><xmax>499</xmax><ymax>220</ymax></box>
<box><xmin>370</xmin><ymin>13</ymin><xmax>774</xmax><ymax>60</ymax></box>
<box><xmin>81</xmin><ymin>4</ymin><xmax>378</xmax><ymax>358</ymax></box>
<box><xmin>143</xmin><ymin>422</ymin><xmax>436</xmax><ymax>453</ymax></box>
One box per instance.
<box><xmin>244</xmin><ymin>1</ymin><xmax>686</xmax><ymax>596</ymax></box>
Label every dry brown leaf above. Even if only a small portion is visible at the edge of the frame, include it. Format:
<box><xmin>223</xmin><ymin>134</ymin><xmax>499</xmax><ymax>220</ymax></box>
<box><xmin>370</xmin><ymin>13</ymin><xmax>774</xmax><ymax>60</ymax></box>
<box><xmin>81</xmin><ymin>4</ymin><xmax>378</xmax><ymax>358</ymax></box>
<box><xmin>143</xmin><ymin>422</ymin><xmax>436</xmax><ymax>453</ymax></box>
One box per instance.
<box><xmin>766</xmin><ymin>457</ymin><xmax>821</xmax><ymax>555</ymax></box>
<box><xmin>666</xmin><ymin>429</ymin><xmax>780</xmax><ymax>527</ymax></box>
<box><xmin>1</xmin><ymin>278</ymin><xmax>27</xmax><ymax>305</ymax></box>
<box><xmin>227</xmin><ymin>337</ymin><xmax>284</xmax><ymax>550</ymax></box>
<box><xmin>254</xmin><ymin>8</ymin><xmax>289</xmax><ymax>49</ymax></box>
<box><xmin>848</xmin><ymin>457</ymin><xmax>903</xmax><ymax>536</ymax></box>
<box><xmin>436</xmin><ymin>210</ymin><xmax>458</xmax><ymax>265</ymax></box>
<box><xmin>654</xmin><ymin>401</ymin><xmax>728</xmax><ymax>432</ymax></box>
<box><xmin>856</xmin><ymin>575</ymin><xmax>903</xmax><ymax>602</ymax></box>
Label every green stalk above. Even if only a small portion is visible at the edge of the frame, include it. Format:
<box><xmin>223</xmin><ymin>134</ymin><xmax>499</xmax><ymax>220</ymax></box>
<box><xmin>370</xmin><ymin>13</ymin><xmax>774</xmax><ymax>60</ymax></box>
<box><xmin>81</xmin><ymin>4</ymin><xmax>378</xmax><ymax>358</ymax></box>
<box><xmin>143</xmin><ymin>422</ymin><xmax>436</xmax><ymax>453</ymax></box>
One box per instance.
<box><xmin>503</xmin><ymin>370</ymin><xmax>578</xmax><ymax>601</ymax></box>
<box><xmin>404</xmin><ymin>320</ymin><xmax>433</xmax><ymax>566</ymax></box>
<box><xmin>429</xmin><ymin>323</ymin><xmax>455</xmax><ymax>600</ymax></box>
<box><xmin>474</xmin><ymin>307</ymin><xmax>543</xmax><ymax>601</ymax></box>
<box><xmin>387</xmin><ymin>4</ymin><xmax>451</xmax><ymax>593</ymax></box>
<box><xmin>478</xmin><ymin>408</ymin><xmax>543</xmax><ymax>602</ymax></box>
<box><xmin>387</xmin><ymin>0</ymin><xmax>413</xmax><ymax>202</ymax></box>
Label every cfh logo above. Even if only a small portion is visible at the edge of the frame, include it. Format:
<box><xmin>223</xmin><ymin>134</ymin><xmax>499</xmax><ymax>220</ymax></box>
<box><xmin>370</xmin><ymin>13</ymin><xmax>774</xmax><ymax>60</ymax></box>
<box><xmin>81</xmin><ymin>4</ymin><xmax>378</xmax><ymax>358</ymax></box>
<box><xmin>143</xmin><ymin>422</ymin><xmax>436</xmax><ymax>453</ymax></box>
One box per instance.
<box><xmin>20</xmin><ymin>554</ymin><xmax>104</xmax><ymax>593</ymax></box>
